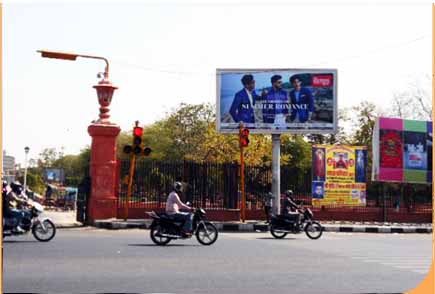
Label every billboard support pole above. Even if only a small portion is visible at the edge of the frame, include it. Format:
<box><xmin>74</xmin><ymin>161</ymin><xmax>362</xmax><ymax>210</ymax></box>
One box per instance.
<box><xmin>272</xmin><ymin>134</ymin><xmax>281</xmax><ymax>215</ymax></box>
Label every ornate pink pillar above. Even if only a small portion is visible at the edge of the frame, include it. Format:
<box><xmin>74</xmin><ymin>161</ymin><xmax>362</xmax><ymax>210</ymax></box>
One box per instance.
<box><xmin>87</xmin><ymin>78</ymin><xmax>120</xmax><ymax>221</ymax></box>
<box><xmin>88</xmin><ymin>124</ymin><xmax>120</xmax><ymax>221</ymax></box>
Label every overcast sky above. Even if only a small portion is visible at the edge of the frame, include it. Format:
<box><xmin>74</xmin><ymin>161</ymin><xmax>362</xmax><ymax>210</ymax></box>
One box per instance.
<box><xmin>3</xmin><ymin>1</ymin><xmax>432</xmax><ymax>165</ymax></box>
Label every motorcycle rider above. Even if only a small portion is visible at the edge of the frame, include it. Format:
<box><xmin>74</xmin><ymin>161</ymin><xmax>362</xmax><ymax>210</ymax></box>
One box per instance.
<box><xmin>281</xmin><ymin>190</ymin><xmax>301</xmax><ymax>231</ymax></box>
<box><xmin>5</xmin><ymin>181</ymin><xmax>30</xmax><ymax>233</ymax></box>
<box><xmin>165</xmin><ymin>181</ymin><xmax>195</xmax><ymax>237</ymax></box>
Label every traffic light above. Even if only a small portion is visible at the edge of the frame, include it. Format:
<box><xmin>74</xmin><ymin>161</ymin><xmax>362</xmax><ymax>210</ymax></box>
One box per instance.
<box><xmin>123</xmin><ymin>122</ymin><xmax>152</xmax><ymax>157</ymax></box>
<box><xmin>133</xmin><ymin>126</ymin><xmax>143</xmax><ymax>154</ymax></box>
<box><xmin>239</xmin><ymin>127</ymin><xmax>250</xmax><ymax>148</ymax></box>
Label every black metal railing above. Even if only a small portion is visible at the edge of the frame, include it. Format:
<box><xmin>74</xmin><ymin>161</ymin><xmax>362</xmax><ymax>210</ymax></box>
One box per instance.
<box><xmin>118</xmin><ymin>159</ymin><xmax>432</xmax><ymax>212</ymax></box>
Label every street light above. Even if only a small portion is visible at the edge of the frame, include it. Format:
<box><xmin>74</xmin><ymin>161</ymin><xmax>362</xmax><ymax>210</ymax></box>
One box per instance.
<box><xmin>23</xmin><ymin>146</ymin><xmax>30</xmax><ymax>193</ymax></box>
<box><xmin>37</xmin><ymin>49</ymin><xmax>118</xmax><ymax>124</ymax></box>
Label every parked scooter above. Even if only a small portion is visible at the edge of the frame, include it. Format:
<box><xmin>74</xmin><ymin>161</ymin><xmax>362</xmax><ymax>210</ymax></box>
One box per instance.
<box><xmin>270</xmin><ymin>203</ymin><xmax>323</xmax><ymax>240</ymax></box>
<box><xmin>3</xmin><ymin>199</ymin><xmax>56</xmax><ymax>242</ymax></box>
<box><xmin>147</xmin><ymin>206</ymin><xmax>218</xmax><ymax>246</ymax></box>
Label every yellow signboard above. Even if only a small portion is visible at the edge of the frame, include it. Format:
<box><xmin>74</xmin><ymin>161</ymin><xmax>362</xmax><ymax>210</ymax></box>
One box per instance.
<box><xmin>312</xmin><ymin>145</ymin><xmax>367</xmax><ymax>207</ymax></box>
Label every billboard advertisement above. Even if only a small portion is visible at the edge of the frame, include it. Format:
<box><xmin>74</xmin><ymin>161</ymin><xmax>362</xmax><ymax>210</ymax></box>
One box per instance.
<box><xmin>372</xmin><ymin>117</ymin><xmax>432</xmax><ymax>184</ymax></box>
<box><xmin>44</xmin><ymin>169</ymin><xmax>64</xmax><ymax>183</ymax></box>
<box><xmin>217</xmin><ymin>69</ymin><xmax>337</xmax><ymax>134</ymax></box>
<box><xmin>312</xmin><ymin>145</ymin><xmax>367</xmax><ymax>207</ymax></box>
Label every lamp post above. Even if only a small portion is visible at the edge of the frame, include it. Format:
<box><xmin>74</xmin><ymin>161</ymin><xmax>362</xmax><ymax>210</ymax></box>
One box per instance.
<box><xmin>23</xmin><ymin>146</ymin><xmax>30</xmax><ymax>193</ymax></box>
<box><xmin>37</xmin><ymin>50</ymin><xmax>118</xmax><ymax>124</ymax></box>
<box><xmin>38</xmin><ymin>49</ymin><xmax>121</xmax><ymax>221</ymax></box>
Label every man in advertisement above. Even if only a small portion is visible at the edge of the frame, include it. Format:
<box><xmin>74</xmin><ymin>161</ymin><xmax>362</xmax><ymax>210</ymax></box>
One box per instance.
<box><xmin>314</xmin><ymin>148</ymin><xmax>326</xmax><ymax>181</ymax></box>
<box><xmin>355</xmin><ymin>149</ymin><xmax>366</xmax><ymax>183</ymax></box>
<box><xmin>262</xmin><ymin>75</ymin><xmax>289</xmax><ymax>125</ymax></box>
<box><xmin>335</xmin><ymin>153</ymin><xmax>348</xmax><ymax>169</ymax></box>
<box><xmin>229</xmin><ymin>74</ymin><xmax>259</xmax><ymax>124</ymax></box>
<box><xmin>312</xmin><ymin>182</ymin><xmax>324</xmax><ymax>199</ymax></box>
<box><xmin>288</xmin><ymin>75</ymin><xmax>314</xmax><ymax>123</ymax></box>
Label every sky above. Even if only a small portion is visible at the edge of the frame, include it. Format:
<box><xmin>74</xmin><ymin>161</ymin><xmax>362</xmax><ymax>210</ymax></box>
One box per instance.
<box><xmin>3</xmin><ymin>1</ymin><xmax>432</xmax><ymax>165</ymax></box>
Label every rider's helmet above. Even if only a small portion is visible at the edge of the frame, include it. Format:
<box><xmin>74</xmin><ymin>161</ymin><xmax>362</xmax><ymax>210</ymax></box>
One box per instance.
<box><xmin>174</xmin><ymin>181</ymin><xmax>183</xmax><ymax>193</ymax></box>
<box><xmin>285</xmin><ymin>190</ymin><xmax>294</xmax><ymax>197</ymax></box>
<box><xmin>2</xmin><ymin>180</ymin><xmax>8</xmax><ymax>188</ymax></box>
<box><xmin>10</xmin><ymin>181</ymin><xmax>23</xmax><ymax>195</ymax></box>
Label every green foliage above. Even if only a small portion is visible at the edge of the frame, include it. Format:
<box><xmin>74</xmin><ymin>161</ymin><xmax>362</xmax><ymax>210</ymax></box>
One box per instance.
<box><xmin>18</xmin><ymin>169</ymin><xmax>45</xmax><ymax>194</ymax></box>
<box><xmin>281</xmin><ymin>135</ymin><xmax>312</xmax><ymax>171</ymax></box>
<box><xmin>37</xmin><ymin>148</ymin><xmax>59</xmax><ymax>168</ymax></box>
<box><xmin>348</xmin><ymin>101</ymin><xmax>380</xmax><ymax>183</ymax></box>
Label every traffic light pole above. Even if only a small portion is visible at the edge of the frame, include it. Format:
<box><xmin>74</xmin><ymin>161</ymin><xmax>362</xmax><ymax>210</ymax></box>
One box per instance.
<box><xmin>125</xmin><ymin>153</ymin><xmax>136</xmax><ymax>220</ymax></box>
<box><xmin>272</xmin><ymin>134</ymin><xmax>281</xmax><ymax>215</ymax></box>
<box><xmin>239</xmin><ymin>123</ymin><xmax>246</xmax><ymax>223</ymax></box>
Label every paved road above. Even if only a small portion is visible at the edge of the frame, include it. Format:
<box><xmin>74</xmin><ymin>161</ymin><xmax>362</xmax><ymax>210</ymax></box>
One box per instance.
<box><xmin>3</xmin><ymin>228</ymin><xmax>432</xmax><ymax>294</ymax></box>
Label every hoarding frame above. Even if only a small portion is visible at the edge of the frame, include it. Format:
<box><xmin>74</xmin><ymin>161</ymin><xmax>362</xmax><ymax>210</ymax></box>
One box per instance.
<box><xmin>216</xmin><ymin>68</ymin><xmax>338</xmax><ymax>135</ymax></box>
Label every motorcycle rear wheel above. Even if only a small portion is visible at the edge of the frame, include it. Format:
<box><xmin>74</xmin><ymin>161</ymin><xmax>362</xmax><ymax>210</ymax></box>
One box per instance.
<box><xmin>270</xmin><ymin>226</ymin><xmax>288</xmax><ymax>239</ymax></box>
<box><xmin>150</xmin><ymin>224</ymin><xmax>171</xmax><ymax>246</ymax></box>
<box><xmin>196</xmin><ymin>222</ymin><xmax>218</xmax><ymax>246</ymax></box>
<box><xmin>32</xmin><ymin>219</ymin><xmax>56</xmax><ymax>242</ymax></box>
<box><xmin>304</xmin><ymin>221</ymin><xmax>323</xmax><ymax>240</ymax></box>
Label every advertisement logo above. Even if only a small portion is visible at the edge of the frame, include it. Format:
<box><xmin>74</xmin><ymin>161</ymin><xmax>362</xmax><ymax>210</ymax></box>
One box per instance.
<box><xmin>312</xmin><ymin>75</ymin><xmax>333</xmax><ymax>87</ymax></box>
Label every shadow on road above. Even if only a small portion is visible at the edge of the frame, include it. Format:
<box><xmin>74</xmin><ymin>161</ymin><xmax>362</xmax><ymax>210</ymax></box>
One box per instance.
<box><xmin>256</xmin><ymin>237</ymin><xmax>297</xmax><ymax>240</ymax></box>
<box><xmin>3</xmin><ymin>240</ymin><xmax>39</xmax><ymax>243</ymax></box>
<box><xmin>128</xmin><ymin>243</ymin><xmax>200</xmax><ymax>247</ymax></box>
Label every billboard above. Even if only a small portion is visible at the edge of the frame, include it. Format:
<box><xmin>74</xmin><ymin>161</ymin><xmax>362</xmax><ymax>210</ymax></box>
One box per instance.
<box><xmin>372</xmin><ymin>117</ymin><xmax>432</xmax><ymax>184</ymax></box>
<box><xmin>312</xmin><ymin>145</ymin><xmax>367</xmax><ymax>207</ymax></box>
<box><xmin>44</xmin><ymin>169</ymin><xmax>65</xmax><ymax>183</ymax></box>
<box><xmin>216</xmin><ymin>69</ymin><xmax>337</xmax><ymax>134</ymax></box>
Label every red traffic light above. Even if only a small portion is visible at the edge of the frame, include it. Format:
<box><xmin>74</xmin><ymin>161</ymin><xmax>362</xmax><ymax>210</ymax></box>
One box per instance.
<box><xmin>133</xmin><ymin>127</ymin><xmax>143</xmax><ymax>137</ymax></box>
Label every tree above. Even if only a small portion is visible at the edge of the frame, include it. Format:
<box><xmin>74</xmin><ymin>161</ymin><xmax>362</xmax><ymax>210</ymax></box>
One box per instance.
<box><xmin>51</xmin><ymin>147</ymin><xmax>91</xmax><ymax>186</ymax></box>
<box><xmin>305</xmin><ymin>108</ymin><xmax>352</xmax><ymax>145</ymax></box>
<box><xmin>17</xmin><ymin>170</ymin><xmax>45</xmax><ymax>194</ymax></box>
<box><xmin>37</xmin><ymin>148</ymin><xmax>59</xmax><ymax>168</ymax></box>
<box><xmin>348</xmin><ymin>101</ymin><xmax>380</xmax><ymax>184</ymax></box>
<box><xmin>388</xmin><ymin>76</ymin><xmax>432</xmax><ymax>121</ymax></box>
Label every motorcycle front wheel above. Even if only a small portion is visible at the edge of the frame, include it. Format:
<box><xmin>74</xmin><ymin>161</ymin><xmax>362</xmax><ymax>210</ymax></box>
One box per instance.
<box><xmin>196</xmin><ymin>222</ymin><xmax>218</xmax><ymax>246</ymax></box>
<box><xmin>304</xmin><ymin>221</ymin><xmax>323</xmax><ymax>240</ymax></box>
<box><xmin>270</xmin><ymin>226</ymin><xmax>288</xmax><ymax>239</ymax></box>
<box><xmin>150</xmin><ymin>224</ymin><xmax>171</xmax><ymax>246</ymax></box>
<box><xmin>32</xmin><ymin>219</ymin><xmax>56</xmax><ymax>242</ymax></box>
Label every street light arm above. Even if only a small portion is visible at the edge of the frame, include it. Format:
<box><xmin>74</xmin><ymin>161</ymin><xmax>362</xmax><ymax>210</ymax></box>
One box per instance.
<box><xmin>76</xmin><ymin>54</ymin><xmax>110</xmax><ymax>79</ymax></box>
<box><xmin>37</xmin><ymin>50</ymin><xmax>110</xmax><ymax>79</ymax></box>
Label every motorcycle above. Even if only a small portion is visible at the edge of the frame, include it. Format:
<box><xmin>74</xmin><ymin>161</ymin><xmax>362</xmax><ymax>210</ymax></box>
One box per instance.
<box><xmin>3</xmin><ymin>200</ymin><xmax>57</xmax><ymax>242</ymax></box>
<box><xmin>270</xmin><ymin>205</ymin><xmax>323</xmax><ymax>240</ymax></box>
<box><xmin>147</xmin><ymin>207</ymin><xmax>218</xmax><ymax>246</ymax></box>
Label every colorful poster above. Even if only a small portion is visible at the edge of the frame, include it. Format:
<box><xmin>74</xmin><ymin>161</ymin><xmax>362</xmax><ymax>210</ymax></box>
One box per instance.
<box><xmin>380</xmin><ymin>130</ymin><xmax>403</xmax><ymax>168</ymax></box>
<box><xmin>312</xmin><ymin>147</ymin><xmax>326</xmax><ymax>181</ymax></box>
<box><xmin>216</xmin><ymin>69</ymin><xmax>338</xmax><ymax>134</ymax></box>
<box><xmin>312</xmin><ymin>145</ymin><xmax>367</xmax><ymax>207</ymax></box>
<box><xmin>372</xmin><ymin>117</ymin><xmax>432</xmax><ymax>184</ymax></box>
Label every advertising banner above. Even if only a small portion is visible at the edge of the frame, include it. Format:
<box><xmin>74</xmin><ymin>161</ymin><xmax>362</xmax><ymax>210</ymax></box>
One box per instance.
<box><xmin>44</xmin><ymin>169</ymin><xmax>64</xmax><ymax>183</ymax></box>
<box><xmin>217</xmin><ymin>69</ymin><xmax>337</xmax><ymax>134</ymax></box>
<box><xmin>312</xmin><ymin>145</ymin><xmax>367</xmax><ymax>207</ymax></box>
<box><xmin>372</xmin><ymin>117</ymin><xmax>432</xmax><ymax>184</ymax></box>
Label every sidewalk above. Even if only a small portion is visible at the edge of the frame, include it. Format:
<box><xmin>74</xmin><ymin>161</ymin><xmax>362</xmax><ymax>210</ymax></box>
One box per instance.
<box><xmin>42</xmin><ymin>210</ymin><xmax>83</xmax><ymax>228</ymax></box>
<box><xmin>41</xmin><ymin>210</ymin><xmax>433</xmax><ymax>233</ymax></box>
<box><xmin>92</xmin><ymin>218</ymin><xmax>433</xmax><ymax>234</ymax></box>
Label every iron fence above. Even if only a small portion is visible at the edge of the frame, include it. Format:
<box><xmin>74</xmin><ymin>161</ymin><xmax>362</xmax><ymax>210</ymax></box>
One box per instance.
<box><xmin>118</xmin><ymin>159</ymin><xmax>432</xmax><ymax>213</ymax></box>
